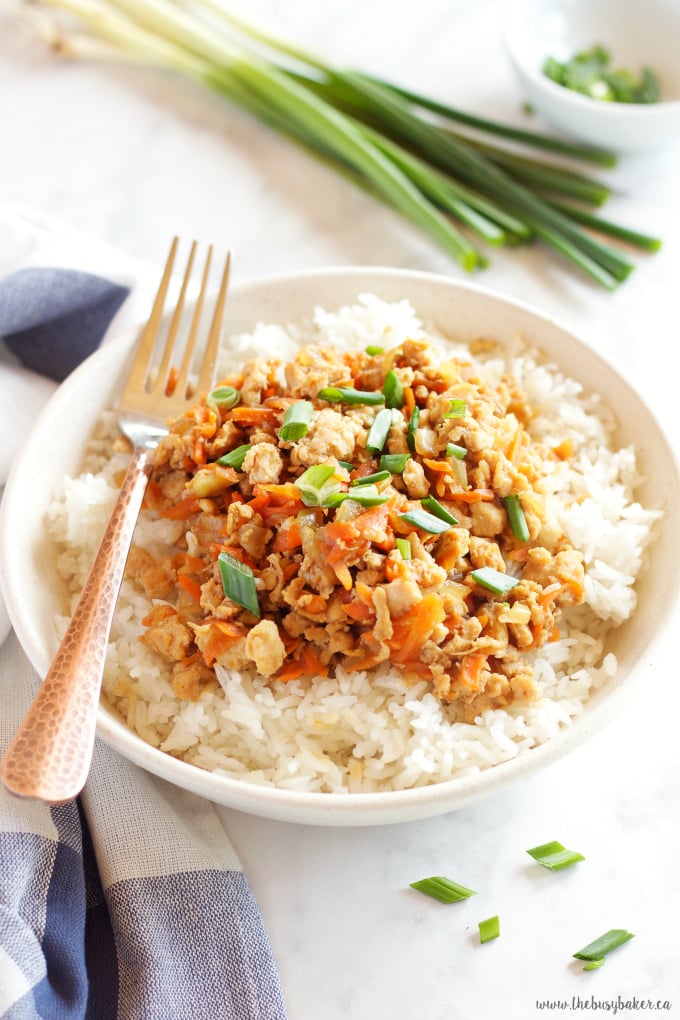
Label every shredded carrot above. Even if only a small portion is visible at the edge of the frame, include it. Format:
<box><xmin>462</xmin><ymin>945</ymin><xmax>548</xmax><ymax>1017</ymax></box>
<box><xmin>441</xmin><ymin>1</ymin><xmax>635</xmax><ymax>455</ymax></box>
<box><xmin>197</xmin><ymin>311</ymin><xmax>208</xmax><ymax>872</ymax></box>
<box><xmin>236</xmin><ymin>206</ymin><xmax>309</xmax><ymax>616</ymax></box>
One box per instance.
<box><xmin>457</xmin><ymin>651</ymin><xmax>488</xmax><ymax>691</ymax></box>
<box><xmin>389</xmin><ymin>594</ymin><xmax>446</xmax><ymax>664</ymax></box>
<box><xmin>342</xmin><ymin>601</ymin><xmax>374</xmax><ymax>622</ymax></box>
<box><xmin>164</xmin><ymin>365</ymin><xmax>179</xmax><ymax>396</ymax></box>
<box><xmin>272</xmin><ymin>518</ymin><xmax>302</xmax><ymax>553</ymax></box>
<box><xmin>177</xmin><ymin>573</ymin><xmax>202</xmax><ymax>604</ymax></box>
<box><xmin>227</xmin><ymin>406</ymin><xmax>279</xmax><ymax>426</ymax></box>
<box><xmin>450</xmin><ymin>488</ymin><xmax>496</xmax><ymax>503</ymax></box>
<box><xmin>276</xmin><ymin>660</ymin><xmax>305</xmax><ymax>683</ymax></box>
<box><xmin>159</xmin><ymin>495</ymin><xmax>200</xmax><ymax>520</ymax></box>
<box><xmin>551</xmin><ymin>437</ymin><xmax>574</xmax><ymax>460</ymax></box>
<box><xmin>423</xmin><ymin>457</ymin><xmax>452</xmax><ymax>474</ymax></box>
<box><xmin>143</xmin><ymin>479</ymin><xmax>164</xmax><ymax>510</ymax></box>
<box><xmin>403</xmin><ymin>386</ymin><xmax>416</xmax><ymax>417</ymax></box>
<box><xmin>200</xmin><ymin>620</ymin><xmax>245</xmax><ymax>667</ymax></box>
<box><xmin>300</xmin><ymin>645</ymin><xmax>329</xmax><ymax>677</ymax></box>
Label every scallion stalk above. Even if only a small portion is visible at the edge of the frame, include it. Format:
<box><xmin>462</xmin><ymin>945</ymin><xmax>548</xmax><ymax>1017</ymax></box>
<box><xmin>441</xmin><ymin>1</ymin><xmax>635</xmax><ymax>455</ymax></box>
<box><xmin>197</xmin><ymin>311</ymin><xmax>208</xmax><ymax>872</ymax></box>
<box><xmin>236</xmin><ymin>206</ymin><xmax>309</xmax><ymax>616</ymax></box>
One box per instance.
<box><xmin>366</xmin><ymin>407</ymin><xmax>394</xmax><ymax>453</ymax></box>
<box><xmin>382</xmin><ymin>368</ymin><xmax>405</xmax><ymax>409</ymax></box>
<box><xmin>380</xmin><ymin>453</ymin><xmax>410</xmax><ymax>473</ymax></box>
<box><xmin>526</xmin><ymin>841</ymin><xmax>585</xmax><ymax>871</ymax></box>
<box><xmin>218</xmin><ymin>552</ymin><xmax>261</xmax><ymax>617</ymax></box>
<box><xmin>409</xmin><ymin>876</ymin><xmax>477</xmax><ymax>903</ymax></box>
<box><xmin>23</xmin><ymin>0</ymin><xmax>660</xmax><ymax>287</ymax></box>
<box><xmin>503</xmin><ymin>494</ymin><xmax>530</xmax><ymax>543</ymax></box>
<box><xmin>446</xmin><ymin>443</ymin><xmax>467</xmax><ymax>460</ymax></box>
<box><xmin>471</xmin><ymin>566</ymin><xmax>520</xmax><ymax>595</ymax></box>
<box><xmin>318</xmin><ymin>386</ymin><xmax>385</xmax><ymax>406</ymax></box>
<box><xmin>208</xmin><ymin>385</ymin><xmax>240</xmax><ymax>411</ymax></box>
<box><xmin>421</xmin><ymin>496</ymin><xmax>458</xmax><ymax>526</ymax></box>
<box><xmin>399</xmin><ymin>508</ymin><xmax>452</xmax><ymax>535</ymax></box>
<box><xmin>279</xmin><ymin>400</ymin><xmax>314</xmax><ymax>441</ymax></box>
<box><xmin>350</xmin><ymin>470</ymin><xmax>391</xmax><ymax>487</ymax></box>
<box><xmin>294</xmin><ymin>464</ymin><xmax>343</xmax><ymax>507</ymax></box>
<box><xmin>395</xmin><ymin>537</ymin><xmax>411</xmax><ymax>560</ymax></box>
<box><xmin>216</xmin><ymin>444</ymin><xmax>251</xmax><ymax>469</ymax></box>
<box><xmin>478</xmin><ymin>916</ymin><xmax>501</xmax><ymax>944</ymax></box>
<box><xmin>406</xmin><ymin>406</ymin><xmax>420</xmax><ymax>453</ymax></box>
<box><xmin>573</xmin><ymin>930</ymin><xmax>634</xmax><ymax>967</ymax></box>
<box><xmin>444</xmin><ymin>398</ymin><xmax>467</xmax><ymax>419</ymax></box>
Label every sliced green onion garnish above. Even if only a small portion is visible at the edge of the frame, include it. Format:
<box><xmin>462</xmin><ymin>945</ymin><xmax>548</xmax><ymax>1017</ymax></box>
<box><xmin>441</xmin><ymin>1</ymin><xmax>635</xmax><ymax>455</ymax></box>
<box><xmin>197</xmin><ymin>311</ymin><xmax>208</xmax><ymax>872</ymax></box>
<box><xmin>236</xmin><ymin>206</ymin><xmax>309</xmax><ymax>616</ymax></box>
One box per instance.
<box><xmin>218</xmin><ymin>552</ymin><xmax>261</xmax><ymax>618</ymax></box>
<box><xmin>573</xmin><ymin>930</ymin><xmax>634</xmax><ymax>964</ymax></box>
<box><xmin>351</xmin><ymin>470</ymin><xmax>391</xmax><ymax>487</ymax></box>
<box><xmin>208</xmin><ymin>385</ymin><xmax>241</xmax><ymax>411</ymax></box>
<box><xmin>410</xmin><ymin>876</ymin><xmax>477</xmax><ymax>904</ymax></box>
<box><xmin>444</xmin><ymin>398</ymin><xmax>467</xmax><ymax>419</ymax></box>
<box><xmin>503</xmin><ymin>494</ymin><xmax>530</xmax><ymax>543</ymax></box>
<box><xmin>406</xmin><ymin>406</ymin><xmax>420</xmax><ymax>452</ymax></box>
<box><xmin>216</xmin><ymin>444</ymin><xmax>251</xmax><ymax>470</ymax></box>
<box><xmin>399</xmin><ymin>508</ymin><xmax>452</xmax><ymax>534</ymax></box>
<box><xmin>365</xmin><ymin>344</ymin><xmax>384</xmax><ymax>356</ymax></box>
<box><xmin>294</xmin><ymin>464</ymin><xmax>343</xmax><ymax>507</ymax></box>
<box><xmin>583</xmin><ymin>958</ymin><xmax>605</xmax><ymax>971</ymax></box>
<box><xmin>380</xmin><ymin>453</ymin><xmax>410</xmax><ymax>473</ymax></box>
<box><xmin>478</xmin><ymin>916</ymin><xmax>500</xmax><ymax>944</ymax></box>
<box><xmin>366</xmin><ymin>407</ymin><xmax>394</xmax><ymax>453</ymax></box>
<box><xmin>343</xmin><ymin>484</ymin><xmax>390</xmax><ymax>507</ymax></box>
<box><xmin>446</xmin><ymin>443</ymin><xmax>467</xmax><ymax>460</ymax></box>
<box><xmin>471</xmin><ymin>567</ymin><xmax>520</xmax><ymax>594</ymax></box>
<box><xmin>527</xmin><ymin>840</ymin><xmax>585</xmax><ymax>871</ymax></box>
<box><xmin>421</xmin><ymin>496</ymin><xmax>458</xmax><ymax>526</ymax></box>
<box><xmin>382</xmin><ymin>368</ymin><xmax>405</xmax><ymax>409</ymax></box>
<box><xmin>395</xmin><ymin>537</ymin><xmax>411</xmax><ymax>560</ymax></box>
<box><xmin>318</xmin><ymin>386</ymin><xmax>385</xmax><ymax>406</ymax></box>
<box><xmin>337</xmin><ymin>460</ymin><xmax>355</xmax><ymax>472</ymax></box>
<box><xmin>279</xmin><ymin>400</ymin><xmax>314</xmax><ymax>441</ymax></box>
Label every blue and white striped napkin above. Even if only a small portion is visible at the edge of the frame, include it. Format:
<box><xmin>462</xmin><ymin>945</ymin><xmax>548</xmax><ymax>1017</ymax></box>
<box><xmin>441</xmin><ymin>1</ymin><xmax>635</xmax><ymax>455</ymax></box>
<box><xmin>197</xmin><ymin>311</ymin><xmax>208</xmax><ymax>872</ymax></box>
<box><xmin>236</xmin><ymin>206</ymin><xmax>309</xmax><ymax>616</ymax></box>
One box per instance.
<box><xmin>0</xmin><ymin>212</ymin><xmax>288</xmax><ymax>1020</ymax></box>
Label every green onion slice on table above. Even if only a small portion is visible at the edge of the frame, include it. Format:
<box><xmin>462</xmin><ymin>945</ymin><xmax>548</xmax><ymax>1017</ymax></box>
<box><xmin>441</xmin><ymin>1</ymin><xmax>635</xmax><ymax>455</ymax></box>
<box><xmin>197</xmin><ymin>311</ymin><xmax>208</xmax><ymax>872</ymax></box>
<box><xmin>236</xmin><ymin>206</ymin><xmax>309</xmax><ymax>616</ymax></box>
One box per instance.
<box><xmin>478</xmin><ymin>916</ymin><xmax>500</xmax><ymax>944</ymax></box>
<box><xmin>409</xmin><ymin>876</ymin><xmax>477</xmax><ymax>903</ymax></box>
<box><xmin>526</xmin><ymin>840</ymin><xmax>585</xmax><ymax>871</ymax></box>
<box><xmin>573</xmin><ymin>929</ymin><xmax>634</xmax><ymax>970</ymax></box>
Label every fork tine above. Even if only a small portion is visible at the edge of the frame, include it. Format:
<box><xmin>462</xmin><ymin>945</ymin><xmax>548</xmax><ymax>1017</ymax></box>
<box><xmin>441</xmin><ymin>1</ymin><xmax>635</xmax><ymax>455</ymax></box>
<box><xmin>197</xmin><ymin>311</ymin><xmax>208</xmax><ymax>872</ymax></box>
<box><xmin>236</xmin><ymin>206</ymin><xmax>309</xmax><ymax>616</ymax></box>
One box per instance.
<box><xmin>123</xmin><ymin>236</ymin><xmax>179</xmax><ymax>397</ymax></box>
<box><xmin>154</xmin><ymin>239</ymin><xmax>197</xmax><ymax>395</ymax></box>
<box><xmin>196</xmin><ymin>250</ymin><xmax>232</xmax><ymax>395</ymax></box>
<box><xmin>174</xmin><ymin>244</ymin><xmax>213</xmax><ymax>400</ymax></box>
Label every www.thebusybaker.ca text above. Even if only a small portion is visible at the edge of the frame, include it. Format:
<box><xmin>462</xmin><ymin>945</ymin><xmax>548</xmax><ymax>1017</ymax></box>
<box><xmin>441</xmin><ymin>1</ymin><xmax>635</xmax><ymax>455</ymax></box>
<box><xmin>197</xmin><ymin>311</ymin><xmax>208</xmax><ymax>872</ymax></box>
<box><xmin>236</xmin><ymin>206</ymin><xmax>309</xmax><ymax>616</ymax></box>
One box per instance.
<box><xmin>535</xmin><ymin>996</ymin><xmax>672</xmax><ymax>1014</ymax></box>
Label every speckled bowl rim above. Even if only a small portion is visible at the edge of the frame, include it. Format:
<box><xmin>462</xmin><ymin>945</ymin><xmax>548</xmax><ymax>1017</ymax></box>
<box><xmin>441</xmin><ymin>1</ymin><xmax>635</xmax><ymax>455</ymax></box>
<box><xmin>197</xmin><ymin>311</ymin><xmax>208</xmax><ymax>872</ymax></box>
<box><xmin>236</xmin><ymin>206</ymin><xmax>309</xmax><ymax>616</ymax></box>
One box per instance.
<box><xmin>2</xmin><ymin>266</ymin><xmax>678</xmax><ymax>825</ymax></box>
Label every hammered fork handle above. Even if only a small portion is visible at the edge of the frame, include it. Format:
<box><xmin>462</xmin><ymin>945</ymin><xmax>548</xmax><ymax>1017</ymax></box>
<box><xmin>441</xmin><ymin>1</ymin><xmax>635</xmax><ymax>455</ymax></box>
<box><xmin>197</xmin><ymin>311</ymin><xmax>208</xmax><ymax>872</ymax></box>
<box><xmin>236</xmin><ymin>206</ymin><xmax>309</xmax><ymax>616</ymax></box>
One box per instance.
<box><xmin>0</xmin><ymin>446</ymin><xmax>154</xmax><ymax>804</ymax></box>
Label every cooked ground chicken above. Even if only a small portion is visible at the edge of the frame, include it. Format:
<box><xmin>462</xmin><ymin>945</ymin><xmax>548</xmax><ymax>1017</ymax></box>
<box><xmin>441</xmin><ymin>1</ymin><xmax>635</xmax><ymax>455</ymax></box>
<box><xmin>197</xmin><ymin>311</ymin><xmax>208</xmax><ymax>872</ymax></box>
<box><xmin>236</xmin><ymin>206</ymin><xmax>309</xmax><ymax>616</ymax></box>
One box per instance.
<box><xmin>130</xmin><ymin>337</ymin><xmax>585</xmax><ymax>720</ymax></box>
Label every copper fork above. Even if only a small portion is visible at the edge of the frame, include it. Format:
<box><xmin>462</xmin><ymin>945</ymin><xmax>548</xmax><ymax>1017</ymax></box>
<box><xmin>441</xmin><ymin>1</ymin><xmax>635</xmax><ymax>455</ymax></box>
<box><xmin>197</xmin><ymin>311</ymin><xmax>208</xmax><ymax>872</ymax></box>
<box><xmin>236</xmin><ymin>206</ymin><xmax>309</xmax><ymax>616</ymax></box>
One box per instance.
<box><xmin>1</xmin><ymin>238</ymin><xmax>231</xmax><ymax>804</ymax></box>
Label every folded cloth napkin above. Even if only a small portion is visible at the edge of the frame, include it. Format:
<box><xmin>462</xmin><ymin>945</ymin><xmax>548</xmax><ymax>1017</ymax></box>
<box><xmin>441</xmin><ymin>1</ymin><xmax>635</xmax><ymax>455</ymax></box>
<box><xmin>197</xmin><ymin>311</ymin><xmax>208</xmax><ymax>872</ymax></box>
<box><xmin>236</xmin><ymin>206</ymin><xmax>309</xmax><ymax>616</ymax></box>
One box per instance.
<box><xmin>0</xmin><ymin>213</ymin><xmax>288</xmax><ymax>1020</ymax></box>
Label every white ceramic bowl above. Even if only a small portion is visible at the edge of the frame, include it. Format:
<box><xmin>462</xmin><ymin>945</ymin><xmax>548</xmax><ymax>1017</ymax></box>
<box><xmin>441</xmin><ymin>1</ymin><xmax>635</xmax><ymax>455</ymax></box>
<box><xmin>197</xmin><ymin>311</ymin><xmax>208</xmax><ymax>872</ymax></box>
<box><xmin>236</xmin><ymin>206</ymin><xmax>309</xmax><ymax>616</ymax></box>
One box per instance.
<box><xmin>1</xmin><ymin>267</ymin><xmax>678</xmax><ymax>825</ymax></box>
<box><xmin>501</xmin><ymin>0</ymin><xmax>680</xmax><ymax>152</ymax></box>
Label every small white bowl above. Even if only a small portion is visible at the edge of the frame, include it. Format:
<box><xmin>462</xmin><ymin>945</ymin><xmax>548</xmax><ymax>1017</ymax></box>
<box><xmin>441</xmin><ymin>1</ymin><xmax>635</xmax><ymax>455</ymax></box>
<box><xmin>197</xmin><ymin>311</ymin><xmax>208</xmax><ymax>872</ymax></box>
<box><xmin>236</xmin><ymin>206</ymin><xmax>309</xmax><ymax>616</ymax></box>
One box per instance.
<box><xmin>1</xmin><ymin>267</ymin><xmax>678</xmax><ymax>825</ymax></box>
<box><xmin>502</xmin><ymin>0</ymin><xmax>680</xmax><ymax>152</ymax></box>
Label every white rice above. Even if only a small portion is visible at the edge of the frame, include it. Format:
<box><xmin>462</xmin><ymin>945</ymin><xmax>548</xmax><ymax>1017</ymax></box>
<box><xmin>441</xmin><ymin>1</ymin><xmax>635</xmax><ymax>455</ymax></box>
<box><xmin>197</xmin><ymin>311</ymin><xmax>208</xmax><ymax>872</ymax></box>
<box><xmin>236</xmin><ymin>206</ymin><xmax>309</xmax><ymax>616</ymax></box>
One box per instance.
<box><xmin>47</xmin><ymin>296</ymin><xmax>660</xmax><ymax>794</ymax></box>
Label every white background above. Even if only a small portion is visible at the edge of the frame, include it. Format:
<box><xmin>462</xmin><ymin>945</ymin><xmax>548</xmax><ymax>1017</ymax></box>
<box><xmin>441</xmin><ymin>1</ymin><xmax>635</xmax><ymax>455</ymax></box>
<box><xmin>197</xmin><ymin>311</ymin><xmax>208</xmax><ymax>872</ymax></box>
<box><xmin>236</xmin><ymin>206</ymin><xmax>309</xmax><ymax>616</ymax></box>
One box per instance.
<box><xmin>2</xmin><ymin>1</ymin><xmax>679</xmax><ymax>1017</ymax></box>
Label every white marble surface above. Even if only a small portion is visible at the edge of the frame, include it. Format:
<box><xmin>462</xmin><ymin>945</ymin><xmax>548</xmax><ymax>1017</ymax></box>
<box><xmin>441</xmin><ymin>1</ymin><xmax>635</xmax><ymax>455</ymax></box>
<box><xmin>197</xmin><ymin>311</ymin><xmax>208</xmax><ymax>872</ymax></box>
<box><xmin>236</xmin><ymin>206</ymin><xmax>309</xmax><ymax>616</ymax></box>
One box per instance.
<box><xmin>2</xmin><ymin>1</ymin><xmax>680</xmax><ymax>1017</ymax></box>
